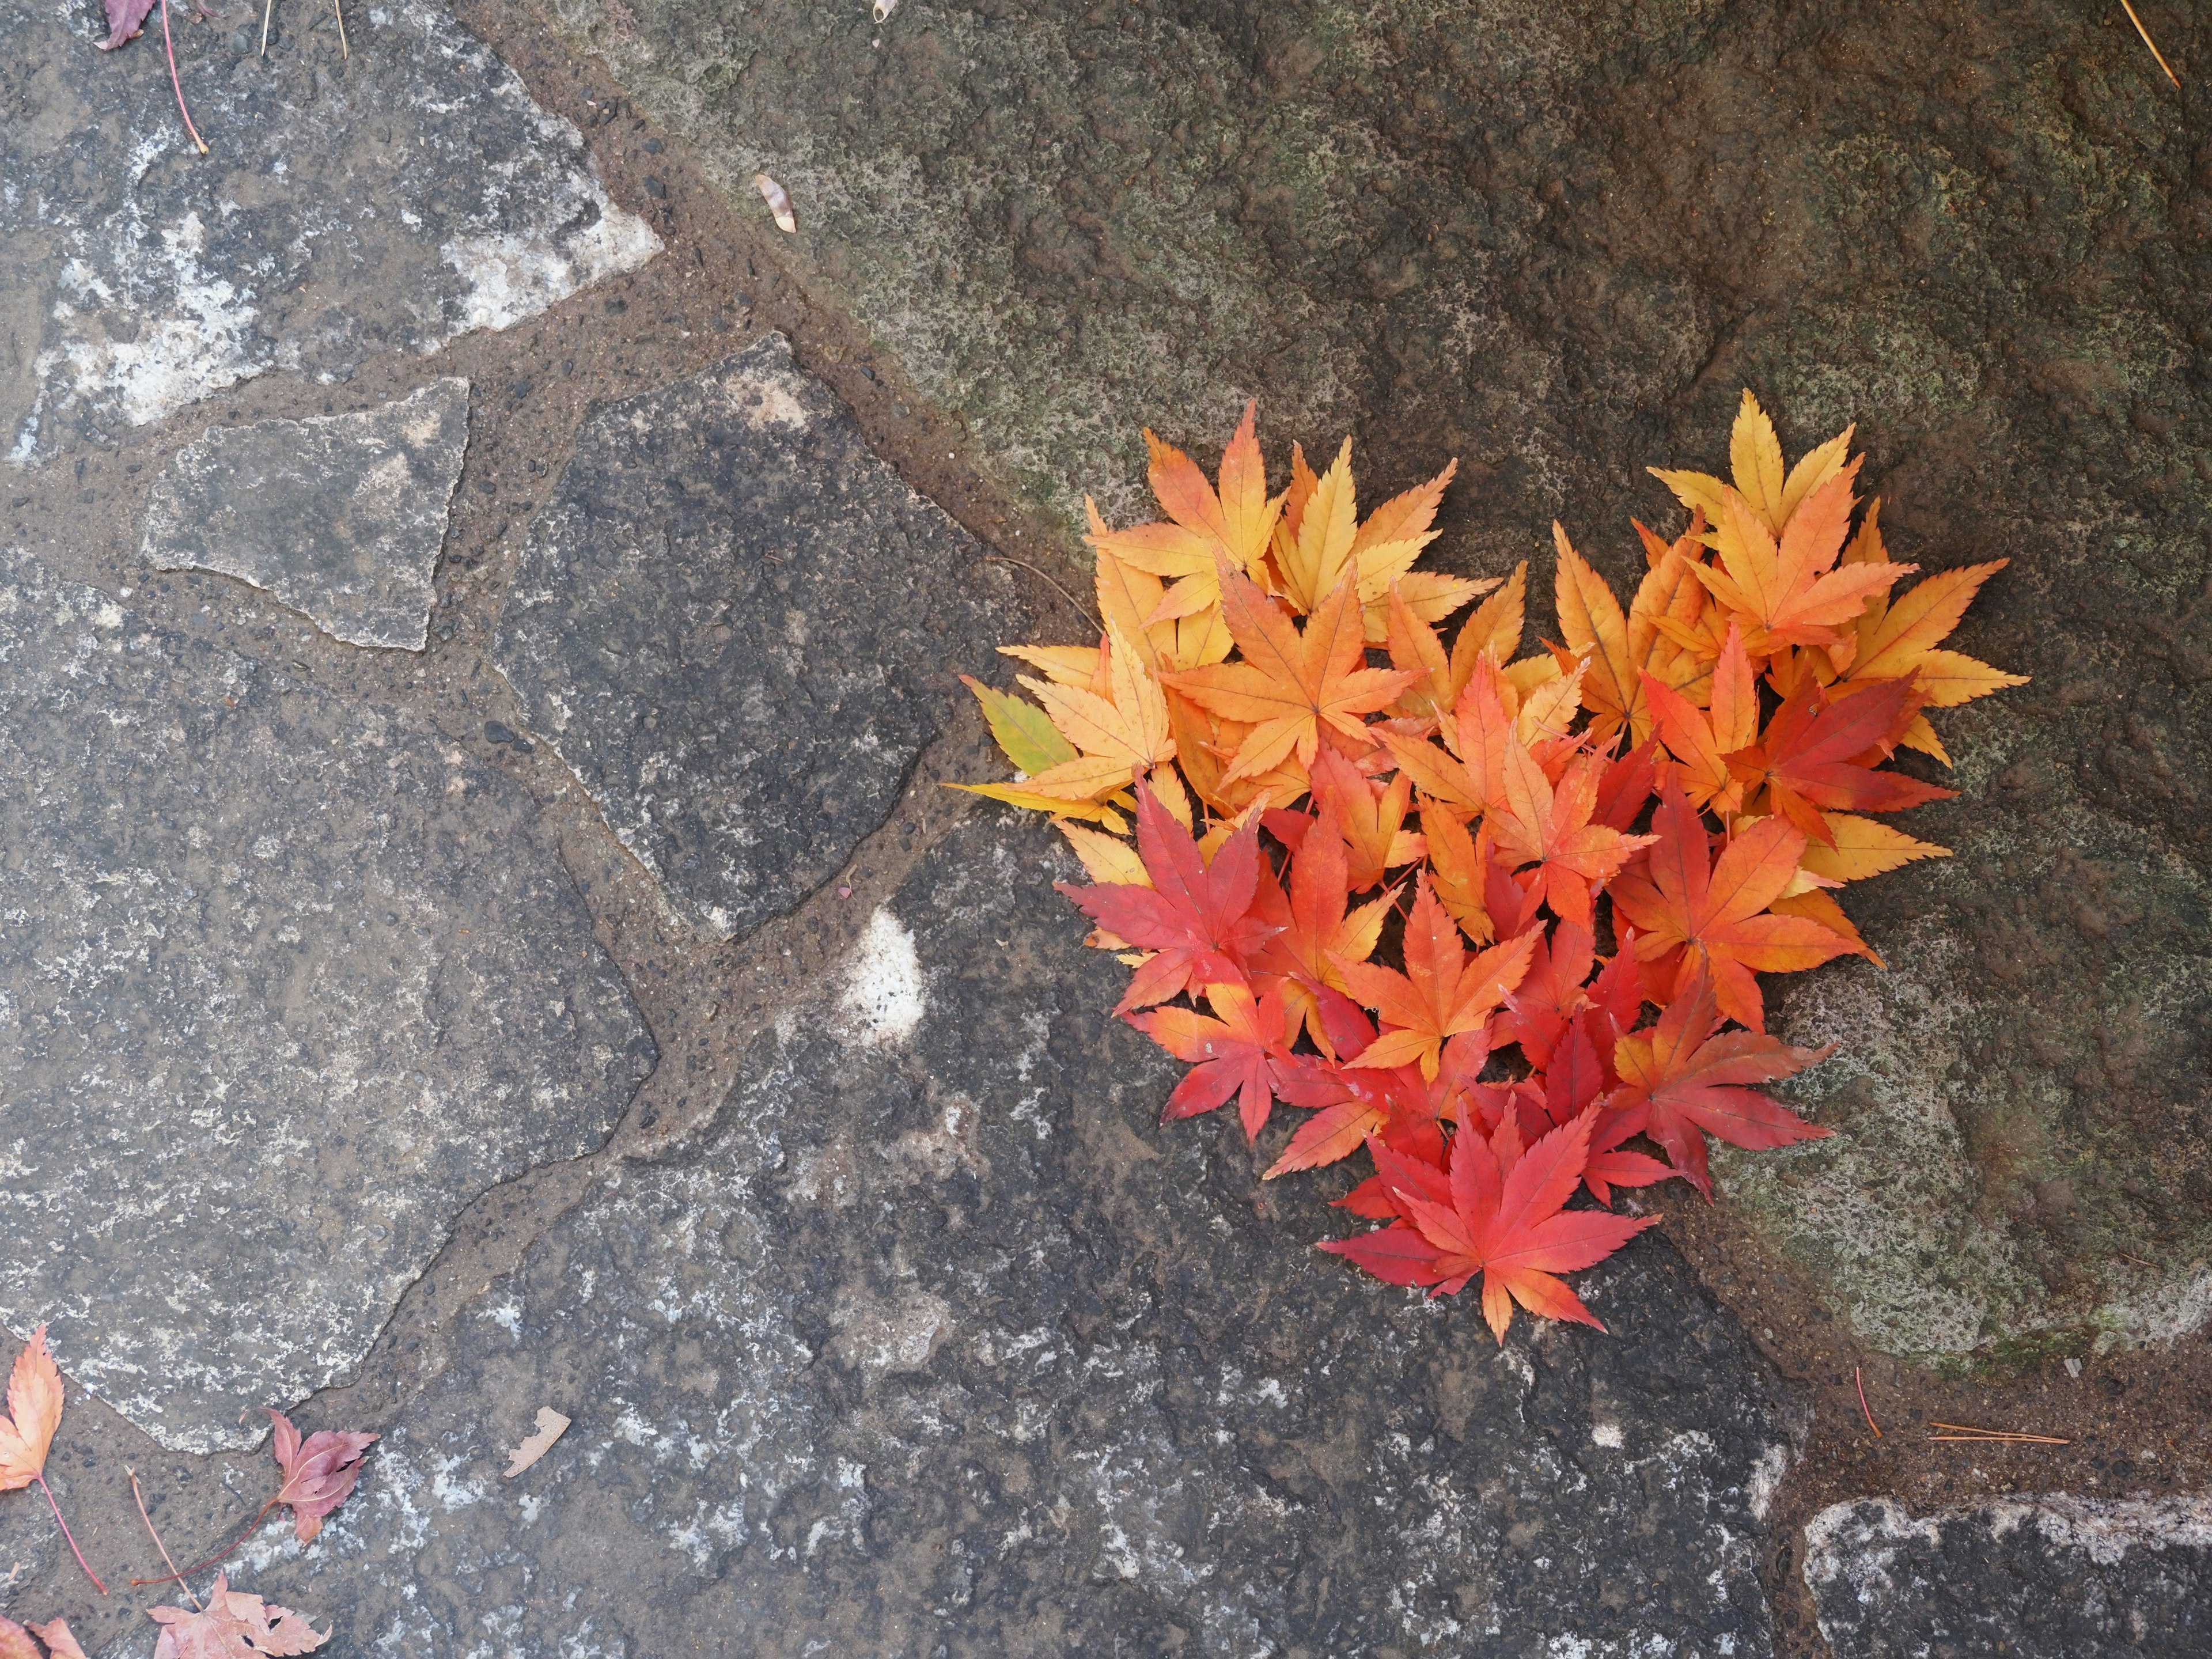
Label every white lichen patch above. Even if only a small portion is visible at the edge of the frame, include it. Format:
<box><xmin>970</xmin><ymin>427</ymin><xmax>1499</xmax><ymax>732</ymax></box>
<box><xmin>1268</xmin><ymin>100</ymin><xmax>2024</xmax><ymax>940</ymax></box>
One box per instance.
<box><xmin>439</xmin><ymin>206</ymin><xmax>662</xmax><ymax>336</ymax></box>
<box><xmin>836</xmin><ymin>907</ymin><xmax>925</xmax><ymax>1047</ymax></box>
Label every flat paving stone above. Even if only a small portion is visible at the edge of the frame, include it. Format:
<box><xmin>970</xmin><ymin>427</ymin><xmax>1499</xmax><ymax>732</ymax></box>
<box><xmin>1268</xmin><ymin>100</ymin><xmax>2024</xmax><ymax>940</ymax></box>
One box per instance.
<box><xmin>141</xmin><ymin>378</ymin><xmax>470</xmax><ymax>650</ymax></box>
<box><xmin>0</xmin><ymin>549</ymin><xmax>655</xmax><ymax>1454</ymax></box>
<box><xmin>494</xmin><ymin>334</ymin><xmax>1010</xmax><ymax>942</ymax></box>
<box><xmin>1</xmin><ymin>0</ymin><xmax>657</xmax><ymax>462</ymax></box>
<box><xmin>1804</xmin><ymin>1491</ymin><xmax>2212</xmax><ymax>1656</ymax></box>
<box><xmin>247</xmin><ymin>811</ymin><xmax>1794</xmax><ymax>1656</ymax></box>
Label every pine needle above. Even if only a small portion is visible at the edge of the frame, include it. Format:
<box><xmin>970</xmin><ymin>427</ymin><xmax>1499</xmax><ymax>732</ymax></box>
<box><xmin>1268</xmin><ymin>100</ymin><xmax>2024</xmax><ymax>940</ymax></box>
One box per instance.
<box><xmin>2119</xmin><ymin>0</ymin><xmax>2183</xmax><ymax>88</ymax></box>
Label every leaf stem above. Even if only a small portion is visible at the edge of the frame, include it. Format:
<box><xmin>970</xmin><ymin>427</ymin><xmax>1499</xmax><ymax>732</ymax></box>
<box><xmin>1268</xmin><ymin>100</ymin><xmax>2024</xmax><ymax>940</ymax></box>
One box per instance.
<box><xmin>33</xmin><ymin>1473</ymin><xmax>108</xmax><ymax>1595</ymax></box>
<box><xmin>128</xmin><ymin>1499</ymin><xmax>278</xmax><ymax>1587</ymax></box>
<box><xmin>158</xmin><ymin>0</ymin><xmax>211</xmax><ymax>156</ymax></box>
<box><xmin>130</xmin><ymin>1469</ymin><xmax>202</xmax><ymax>1612</ymax></box>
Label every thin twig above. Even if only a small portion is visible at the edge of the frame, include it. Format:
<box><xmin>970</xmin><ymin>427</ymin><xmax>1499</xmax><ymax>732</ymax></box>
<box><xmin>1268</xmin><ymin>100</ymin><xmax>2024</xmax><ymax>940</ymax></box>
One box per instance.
<box><xmin>1854</xmin><ymin>1365</ymin><xmax>1881</xmax><ymax>1438</ymax></box>
<box><xmin>332</xmin><ymin>0</ymin><xmax>346</xmax><ymax>57</ymax></box>
<box><xmin>34</xmin><ymin>1473</ymin><xmax>108</xmax><ymax>1594</ymax></box>
<box><xmin>131</xmin><ymin>1469</ymin><xmax>202</xmax><ymax>1612</ymax></box>
<box><xmin>985</xmin><ymin>555</ymin><xmax>1103</xmax><ymax>635</ymax></box>
<box><xmin>159</xmin><ymin>0</ymin><xmax>210</xmax><ymax>154</ymax></box>
<box><xmin>259</xmin><ymin>0</ymin><xmax>271</xmax><ymax>55</ymax></box>
<box><xmin>2118</xmin><ymin>0</ymin><xmax>2182</xmax><ymax>87</ymax></box>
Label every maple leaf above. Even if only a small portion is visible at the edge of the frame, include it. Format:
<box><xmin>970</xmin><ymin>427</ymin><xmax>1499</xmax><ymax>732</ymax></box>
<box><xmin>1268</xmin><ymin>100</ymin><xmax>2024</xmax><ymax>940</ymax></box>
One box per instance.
<box><xmin>1724</xmin><ymin>676</ymin><xmax>1955</xmax><ymax>844</ymax></box>
<box><xmin>1086</xmin><ymin>404</ymin><xmax>1283</xmax><ymax>641</ymax></box>
<box><xmin>96</xmin><ymin>0</ymin><xmax>158</xmax><ymax>47</ymax></box>
<box><xmin>1323</xmin><ymin>1113</ymin><xmax>1658</xmax><ymax>1340</ymax></box>
<box><xmin>1304</xmin><ymin>744</ymin><xmax>1424</xmax><ymax>889</ymax></box>
<box><xmin>1795</xmin><ymin>813</ymin><xmax>1950</xmax><ymax>885</ymax></box>
<box><xmin>267</xmin><ymin>1410</ymin><xmax>378</xmax><ymax>1545</ymax></box>
<box><xmin>25</xmin><ymin>1622</ymin><xmax>88</xmax><ymax>1659</ymax></box>
<box><xmin>1551</xmin><ymin>524</ymin><xmax>1652</xmax><ymax>745</ymax></box>
<box><xmin>150</xmin><ymin>1575</ymin><xmax>329</xmax><ymax>1658</ymax></box>
<box><xmin>0</xmin><ymin>1327</ymin><xmax>104</xmax><ymax>1594</ymax></box>
<box><xmin>1642</xmin><ymin>620</ymin><xmax>1760</xmax><ymax>814</ymax></box>
<box><xmin>1825</xmin><ymin>511</ymin><xmax>2027</xmax><ymax>752</ymax></box>
<box><xmin>1497</xmin><ymin>920</ymin><xmax>1595</xmax><ymax>1069</ymax></box>
<box><xmin>1608</xmin><ymin>783</ymin><xmax>1852</xmax><ymax>1030</ymax></box>
<box><xmin>1688</xmin><ymin>472</ymin><xmax>1918</xmax><ymax>661</ymax></box>
<box><xmin>1650</xmin><ymin>391</ymin><xmax>1857</xmax><ymax>536</ymax></box>
<box><xmin>1249</xmin><ymin>804</ymin><xmax>1393</xmax><ymax>1054</ymax></box>
<box><xmin>1164</xmin><ymin>565</ymin><xmax>1415</xmax><ymax>784</ymax></box>
<box><xmin>1515</xmin><ymin>1015</ymin><xmax>1677</xmax><ymax>1206</ymax></box>
<box><xmin>1483</xmin><ymin>744</ymin><xmax>1657</xmax><ymax>932</ymax></box>
<box><xmin>1332</xmin><ymin>876</ymin><xmax>1537</xmax><ymax>1079</ymax></box>
<box><xmin>1128</xmin><ymin>979</ymin><xmax>1336</xmax><ymax>1141</ymax></box>
<box><xmin>1006</xmin><ymin>627</ymin><xmax>1177</xmax><ymax>804</ymax></box>
<box><xmin>1609</xmin><ymin>966</ymin><xmax>1835</xmax><ymax>1196</ymax></box>
<box><xmin>1059</xmin><ymin>784</ymin><xmax>1273</xmax><ymax>1013</ymax></box>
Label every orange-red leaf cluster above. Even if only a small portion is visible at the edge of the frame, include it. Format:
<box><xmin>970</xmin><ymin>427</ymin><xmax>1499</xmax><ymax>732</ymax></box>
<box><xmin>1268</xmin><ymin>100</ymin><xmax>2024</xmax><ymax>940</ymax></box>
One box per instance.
<box><xmin>961</xmin><ymin>391</ymin><xmax>2021</xmax><ymax>1343</ymax></box>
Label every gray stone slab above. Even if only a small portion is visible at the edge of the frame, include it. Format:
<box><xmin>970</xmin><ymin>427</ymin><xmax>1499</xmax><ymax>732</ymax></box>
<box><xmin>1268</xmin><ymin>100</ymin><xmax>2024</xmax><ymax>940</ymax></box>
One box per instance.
<box><xmin>1804</xmin><ymin>1493</ymin><xmax>2212</xmax><ymax>1657</ymax></box>
<box><xmin>243</xmin><ymin>811</ymin><xmax>1794</xmax><ymax>1656</ymax></box>
<box><xmin>1</xmin><ymin>0</ymin><xmax>657</xmax><ymax>462</ymax></box>
<box><xmin>494</xmin><ymin>334</ymin><xmax>1010</xmax><ymax>942</ymax></box>
<box><xmin>141</xmin><ymin>379</ymin><xmax>469</xmax><ymax>649</ymax></box>
<box><xmin>553</xmin><ymin>0</ymin><xmax>2212</xmax><ymax>1368</ymax></box>
<box><xmin>0</xmin><ymin>549</ymin><xmax>655</xmax><ymax>1454</ymax></box>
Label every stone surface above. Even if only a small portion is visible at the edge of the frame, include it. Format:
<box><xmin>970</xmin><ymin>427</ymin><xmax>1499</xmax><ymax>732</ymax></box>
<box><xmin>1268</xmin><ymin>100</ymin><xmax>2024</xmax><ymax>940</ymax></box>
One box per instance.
<box><xmin>141</xmin><ymin>379</ymin><xmax>470</xmax><ymax>649</ymax></box>
<box><xmin>1</xmin><ymin>0</ymin><xmax>658</xmax><ymax>463</ymax></box>
<box><xmin>0</xmin><ymin>548</ymin><xmax>655</xmax><ymax>1454</ymax></box>
<box><xmin>1804</xmin><ymin>1492</ymin><xmax>2212</xmax><ymax>1656</ymax></box>
<box><xmin>494</xmin><ymin>334</ymin><xmax>1010</xmax><ymax>942</ymax></box>
<box><xmin>547</xmin><ymin>0</ymin><xmax>2212</xmax><ymax>1365</ymax></box>
<box><xmin>246</xmin><ymin>812</ymin><xmax>1796</xmax><ymax>1655</ymax></box>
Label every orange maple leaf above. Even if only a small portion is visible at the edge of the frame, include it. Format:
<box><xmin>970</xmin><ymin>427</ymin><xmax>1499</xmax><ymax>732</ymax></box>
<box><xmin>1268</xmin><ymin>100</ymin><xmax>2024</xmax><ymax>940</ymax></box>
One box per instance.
<box><xmin>1641</xmin><ymin>619</ymin><xmax>1761</xmax><ymax>814</ymax></box>
<box><xmin>1483</xmin><ymin>744</ymin><xmax>1657</xmax><ymax>933</ymax></box>
<box><xmin>1607</xmin><ymin>783</ymin><xmax>1853</xmax><ymax>1030</ymax></box>
<box><xmin>1164</xmin><ymin>566</ymin><xmax>1414</xmax><ymax>785</ymax></box>
<box><xmin>1332</xmin><ymin>876</ymin><xmax>1537</xmax><ymax>1079</ymax></box>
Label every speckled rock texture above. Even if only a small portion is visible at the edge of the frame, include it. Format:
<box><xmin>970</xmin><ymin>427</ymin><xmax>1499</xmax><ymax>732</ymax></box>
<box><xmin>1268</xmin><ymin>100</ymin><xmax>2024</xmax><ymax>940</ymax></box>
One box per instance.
<box><xmin>1</xmin><ymin>0</ymin><xmax>657</xmax><ymax>463</ymax></box>
<box><xmin>494</xmin><ymin>334</ymin><xmax>1010</xmax><ymax>942</ymax></box>
<box><xmin>1804</xmin><ymin>1491</ymin><xmax>2212</xmax><ymax>1656</ymax></box>
<box><xmin>245</xmin><ymin>812</ymin><xmax>1796</xmax><ymax>1656</ymax></box>
<box><xmin>0</xmin><ymin>548</ymin><xmax>654</xmax><ymax>1455</ymax></box>
<box><xmin>141</xmin><ymin>379</ymin><xmax>470</xmax><ymax>649</ymax></box>
<box><xmin>544</xmin><ymin>0</ymin><xmax>2212</xmax><ymax>1368</ymax></box>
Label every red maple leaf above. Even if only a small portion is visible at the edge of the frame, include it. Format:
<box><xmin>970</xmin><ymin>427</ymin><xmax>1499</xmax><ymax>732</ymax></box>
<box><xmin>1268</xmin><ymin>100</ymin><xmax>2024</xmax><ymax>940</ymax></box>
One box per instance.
<box><xmin>1059</xmin><ymin>783</ymin><xmax>1274</xmax><ymax>1013</ymax></box>
<box><xmin>267</xmin><ymin>1410</ymin><xmax>378</xmax><ymax>1545</ymax></box>
<box><xmin>1725</xmin><ymin>675</ymin><xmax>1955</xmax><ymax>845</ymax></box>
<box><xmin>1127</xmin><ymin>978</ymin><xmax>1336</xmax><ymax>1141</ymax></box>
<box><xmin>1248</xmin><ymin>802</ymin><xmax>1394</xmax><ymax>1054</ymax></box>
<box><xmin>1608</xmin><ymin>965</ymin><xmax>1835</xmax><ymax>1196</ymax></box>
<box><xmin>1321</xmin><ymin>1111</ymin><xmax>1658</xmax><ymax>1340</ymax></box>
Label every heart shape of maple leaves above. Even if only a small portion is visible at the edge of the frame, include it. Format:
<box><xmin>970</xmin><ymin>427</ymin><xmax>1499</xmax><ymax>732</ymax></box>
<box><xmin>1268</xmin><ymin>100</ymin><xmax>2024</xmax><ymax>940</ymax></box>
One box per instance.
<box><xmin>961</xmin><ymin>391</ymin><xmax>2021</xmax><ymax>1342</ymax></box>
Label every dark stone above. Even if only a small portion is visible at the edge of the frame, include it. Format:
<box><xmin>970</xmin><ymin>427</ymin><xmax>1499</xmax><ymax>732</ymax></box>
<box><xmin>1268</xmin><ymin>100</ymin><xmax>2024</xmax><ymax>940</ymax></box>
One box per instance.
<box><xmin>1804</xmin><ymin>1493</ymin><xmax>2212</xmax><ymax>1656</ymax></box>
<box><xmin>140</xmin><ymin>380</ymin><xmax>470</xmax><ymax>650</ymax></box>
<box><xmin>249</xmin><ymin>812</ymin><xmax>1794</xmax><ymax>1654</ymax></box>
<box><xmin>554</xmin><ymin>0</ymin><xmax>2212</xmax><ymax>1367</ymax></box>
<box><xmin>1</xmin><ymin>0</ymin><xmax>658</xmax><ymax>460</ymax></box>
<box><xmin>0</xmin><ymin>550</ymin><xmax>654</xmax><ymax>1452</ymax></box>
<box><xmin>493</xmin><ymin>334</ymin><xmax>1011</xmax><ymax>942</ymax></box>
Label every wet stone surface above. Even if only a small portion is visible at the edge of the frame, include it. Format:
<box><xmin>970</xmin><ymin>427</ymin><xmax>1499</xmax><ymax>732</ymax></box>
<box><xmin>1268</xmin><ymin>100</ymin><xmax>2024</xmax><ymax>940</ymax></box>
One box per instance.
<box><xmin>141</xmin><ymin>378</ymin><xmax>471</xmax><ymax>649</ymax></box>
<box><xmin>249</xmin><ymin>811</ymin><xmax>1795</xmax><ymax>1657</ymax></box>
<box><xmin>1803</xmin><ymin>1492</ymin><xmax>2212</xmax><ymax>1656</ymax></box>
<box><xmin>494</xmin><ymin>334</ymin><xmax>1011</xmax><ymax>942</ymax></box>
<box><xmin>0</xmin><ymin>548</ymin><xmax>654</xmax><ymax>1455</ymax></box>
<box><xmin>0</xmin><ymin>0</ymin><xmax>658</xmax><ymax>462</ymax></box>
